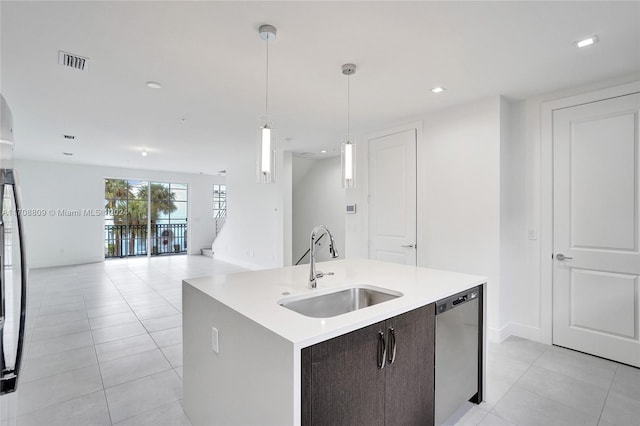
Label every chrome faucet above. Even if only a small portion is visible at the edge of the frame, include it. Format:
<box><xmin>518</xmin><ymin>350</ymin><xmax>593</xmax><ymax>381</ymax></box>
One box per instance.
<box><xmin>309</xmin><ymin>225</ymin><xmax>339</xmax><ymax>288</ymax></box>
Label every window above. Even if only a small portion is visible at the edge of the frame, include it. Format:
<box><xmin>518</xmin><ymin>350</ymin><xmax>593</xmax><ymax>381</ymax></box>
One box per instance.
<box><xmin>213</xmin><ymin>184</ymin><xmax>226</xmax><ymax>220</ymax></box>
<box><xmin>104</xmin><ymin>178</ymin><xmax>188</xmax><ymax>258</ymax></box>
<box><xmin>213</xmin><ymin>184</ymin><xmax>227</xmax><ymax>234</ymax></box>
<box><xmin>151</xmin><ymin>182</ymin><xmax>188</xmax><ymax>255</ymax></box>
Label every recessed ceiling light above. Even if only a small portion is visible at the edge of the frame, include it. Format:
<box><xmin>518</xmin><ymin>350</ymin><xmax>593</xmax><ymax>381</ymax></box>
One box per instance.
<box><xmin>431</xmin><ymin>87</ymin><xmax>445</xmax><ymax>94</ymax></box>
<box><xmin>62</xmin><ymin>152</ymin><xmax>73</xmax><ymax>156</ymax></box>
<box><xmin>146</xmin><ymin>81</ymin><xmax>162</xmax><ymax>89</ymax></box>
<box><xmin>141</xmin><ymin>150</ymin><xmax>148</xmax><ymax>157</ymax></box>
<box><xmin>320</xmin><ymin>150</ymin><xmax>328</xmax><ymax>154</ymax></box>
<box><xmin>576</xmin><ymin>36</ymin><xmax>599</xmax><ymax>48</ymax></box>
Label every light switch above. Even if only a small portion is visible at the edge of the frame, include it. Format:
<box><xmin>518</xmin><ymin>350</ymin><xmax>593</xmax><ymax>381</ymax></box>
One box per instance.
<box><xmin>211</xmin><ymin>326</ymin><xmax>219</xmax><ymax>354</ymax></box>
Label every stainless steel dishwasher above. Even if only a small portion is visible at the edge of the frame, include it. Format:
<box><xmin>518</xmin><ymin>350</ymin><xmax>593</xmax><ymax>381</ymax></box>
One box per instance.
<box><xmin>434</xmin><ymin>286</ymin><xmax>482</xmax><ymax>425</ymax></box>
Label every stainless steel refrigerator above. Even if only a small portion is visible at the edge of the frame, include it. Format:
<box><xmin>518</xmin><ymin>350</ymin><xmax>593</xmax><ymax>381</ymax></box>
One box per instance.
<box><xmin>0</xmin><ymin>93</ymin><xmax>27</xmax><ymax>424</ymax></box>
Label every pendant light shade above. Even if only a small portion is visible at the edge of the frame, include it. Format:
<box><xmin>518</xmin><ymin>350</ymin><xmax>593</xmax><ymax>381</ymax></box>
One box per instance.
<box><xmin>341</xmin><ymin>63</ymin><xmax>357</xmax><ymax>189</ymax></box>
<box><xmin>257</xmin><ymin>117</ymin><xmax>275</xmax><ymax>183</ymax></box>
<box><xmin>257</xmin><ymin>25</ymin><xmax>277</xmax><ymax>184</ymax></box>
<box><xmin>341</xmin><ymin>136</ymin><xmax>356</xmax><ymax>189</ymax></box>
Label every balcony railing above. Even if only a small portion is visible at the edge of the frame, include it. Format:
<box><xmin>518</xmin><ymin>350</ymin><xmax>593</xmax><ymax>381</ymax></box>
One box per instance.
<box><xmin>105</xmin><ymin>223</ymin><xmax>187</xmax><ymax>258</ymax></box>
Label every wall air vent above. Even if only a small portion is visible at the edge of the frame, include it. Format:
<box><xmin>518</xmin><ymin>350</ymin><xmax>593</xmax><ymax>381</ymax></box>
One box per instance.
<box><xmin>58</xmin><ymin>51</ymin><xmax>89</xmax><ymax>71</ymax></box>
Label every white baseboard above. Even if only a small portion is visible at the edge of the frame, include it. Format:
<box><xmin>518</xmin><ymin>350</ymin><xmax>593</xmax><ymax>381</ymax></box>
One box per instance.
<box><xmin>487</xmin><ymin>323</ymin><xmax>511</xmax><ymax>343</ymax></box>
<box><xmin>508</xmin><ymin>322</ymin><xmax>549</xmax><ymax>345</ymax></box>
<box><xmin>489</xmin><ymin>322</ymin><xmax>549</xmax><ymax>345</ymax></box>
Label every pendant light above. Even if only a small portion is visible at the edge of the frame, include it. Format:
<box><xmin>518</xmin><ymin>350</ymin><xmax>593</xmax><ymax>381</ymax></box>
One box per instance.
<box><xmin>257</xmin><ymin>24</ymin><xmax>277</xmax><ymax>183</ymax></box>
<box><xmin>341</xmin><ymin>63</ymin><xmax>357</xmax><ymax>188</ymax></box>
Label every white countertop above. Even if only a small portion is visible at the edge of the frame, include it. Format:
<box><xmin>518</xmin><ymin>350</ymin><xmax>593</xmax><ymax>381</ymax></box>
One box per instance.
<box><xmin>183</xmin><ymin>258</ymin><xmax>486</xmax><ymax>348</ymax></box>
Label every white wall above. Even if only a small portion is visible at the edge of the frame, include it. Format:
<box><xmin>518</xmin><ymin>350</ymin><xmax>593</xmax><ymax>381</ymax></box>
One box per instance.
<box><xmin>499</xmin><ymin>97</ymin><xmax>526</xmax><ymax>339</ymax></box>
<box><xmin>418</xmin><ymin>97</ymin><xmax>505</xmax><ymax>339</ymax></box>
<box><xmin>345</xmin><ymin>97</ymin><xmax>508</xmax><ymax>339</ymax></box>
<box><xmin>14</xmin><ymin>159</ymin><xmax>224</xmax><ymax>268</ymax></box>
<box><xmin>211</xmin><ymin>152</ymin><xmax>285</xmax><ymax>270</ymax></box>
<box><xmin>345</xmin><ymin>75</ymin><xmax>640</xmax><ymax>345</ymax></box>
<box><xmin>292</xmin><ymin>156</ymin><xmax>345</xmax><ymax>265</ymax></box>
<box><xmin>506</xmin><ymin>74</ymin><xmax>640</xmax><ymax>343</ymax></box>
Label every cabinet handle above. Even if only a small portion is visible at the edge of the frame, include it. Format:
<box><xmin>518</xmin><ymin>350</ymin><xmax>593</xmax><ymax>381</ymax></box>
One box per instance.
<box><xmin>387</xmin><ymin>327</ymin><xmax>397</xmax><ymax>364</ymax></box>
<box><xmin>377</xmin><ymin>331</ymin><xmax>386</xmax><ymax>370</ymax></box>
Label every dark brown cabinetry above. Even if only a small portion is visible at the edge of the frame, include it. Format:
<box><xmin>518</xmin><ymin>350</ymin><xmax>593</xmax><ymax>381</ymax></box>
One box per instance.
<box><xmin>301</xmin><ymin>304</ymin><xmax>435</xmax><ymax>426</ymax></box>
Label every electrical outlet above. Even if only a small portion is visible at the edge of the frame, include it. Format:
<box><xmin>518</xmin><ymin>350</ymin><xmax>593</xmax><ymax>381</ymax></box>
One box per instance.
<box><xmin>211</xmin><ymin>326</ymin><xmax>219</xmax><ymax>354</ymax></box>
<box><xmin>528</xmin><ymin>229</ymin><xmax>538</xmax><ymax>240</ymax></box>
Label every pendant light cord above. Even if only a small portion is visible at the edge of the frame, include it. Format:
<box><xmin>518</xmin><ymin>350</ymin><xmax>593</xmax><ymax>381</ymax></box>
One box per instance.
<box><xmin>347</xmin><ymin>73</ymin><xmax>350</xmax><ymax>141</ymax></box>
<box><xmin>265</xmin><ymin>37</ymin><xmax>269</xmax><ymax>120</ymax></box>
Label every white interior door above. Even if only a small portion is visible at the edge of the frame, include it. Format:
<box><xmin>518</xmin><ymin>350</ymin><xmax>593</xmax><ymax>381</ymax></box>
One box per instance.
<box><xmin>553</xmin><ymin>93</ymin><xmax>640</xmax><ymax>367</ymax></box>
<box><xmin>368</xmin><ymin>129</ymin><xmax>417</xmax><ymax>265</ymax></box>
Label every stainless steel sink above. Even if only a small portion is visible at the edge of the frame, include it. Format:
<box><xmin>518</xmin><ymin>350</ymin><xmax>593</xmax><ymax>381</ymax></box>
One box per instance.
<box><xmin>279</xmin><ymin>286</ymin><xmax>403</xmax><ymax>318</ymax></box>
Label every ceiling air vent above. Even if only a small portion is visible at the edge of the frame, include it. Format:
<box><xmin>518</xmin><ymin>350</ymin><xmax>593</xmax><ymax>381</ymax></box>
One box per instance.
<box><xmin>58</xmin><ymin>51</ymin><xmax>89</xmax><ymax>71</ymax></box>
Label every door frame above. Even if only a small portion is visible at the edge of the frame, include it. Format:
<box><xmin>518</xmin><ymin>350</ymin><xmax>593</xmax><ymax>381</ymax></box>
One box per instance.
<box><xmin>540</xmin><ymin>80</ymin><xmax>640</xmax><ymax>344</ymax></box>
<box><xmin>356</xmin><ymin>121</ymin><xmax>422</xmax><ymax>262</ymax></box>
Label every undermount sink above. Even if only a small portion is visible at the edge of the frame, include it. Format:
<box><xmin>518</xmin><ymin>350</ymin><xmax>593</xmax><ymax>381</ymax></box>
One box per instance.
<box><xmin>279</xmin><ymin>285</ymin><xmax>403</xmax><ymax>318</ymax></box>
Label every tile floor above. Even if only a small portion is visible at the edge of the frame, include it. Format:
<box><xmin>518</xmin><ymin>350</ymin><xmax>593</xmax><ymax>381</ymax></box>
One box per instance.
<box><xmin>2</xmin><ymin>255</ymin><xmax>639</xmax><ymax>426</ymax></box>
<box><xmin>450</xmin><ymin>335</ymin><xmax>640</xmax><ymax>426</ymax></box>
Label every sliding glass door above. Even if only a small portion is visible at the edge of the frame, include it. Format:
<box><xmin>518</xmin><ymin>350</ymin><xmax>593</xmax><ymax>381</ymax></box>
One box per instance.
<box><xmin>150</xmin><ymin>182</ymin><xmax>187</xmax><ymax>255</ymax></box>
<box><xmin>104</xmin><ymin>179</ymin><xmax>187</xmax><ymax>258</ymax></box>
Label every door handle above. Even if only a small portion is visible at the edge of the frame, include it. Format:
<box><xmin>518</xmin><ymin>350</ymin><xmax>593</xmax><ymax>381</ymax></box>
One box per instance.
<box><xmin>555</xmin><ymin>253</ymin><xmax>573</xmax><ymax>261</ymax></box>
<box><xmin>401</xmin><ymin>244</ymin><xmax>416</xmax><ymax>249</ymax></box>
<box><xmin>377</xmin><ymin>331</ymin><xmax>386</xmax><ymax>370</ymax></box>
<box><xmin>387</xmin><ymin>327</ymin><xmax>397</xmax><ymax>365</ymax></box>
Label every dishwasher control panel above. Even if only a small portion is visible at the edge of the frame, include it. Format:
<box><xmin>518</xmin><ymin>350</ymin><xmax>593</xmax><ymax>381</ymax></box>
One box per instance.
<box><xmin>436</xmin><ymin>286</ymin><xmax>480</xmax><ymax>315</ymax></box>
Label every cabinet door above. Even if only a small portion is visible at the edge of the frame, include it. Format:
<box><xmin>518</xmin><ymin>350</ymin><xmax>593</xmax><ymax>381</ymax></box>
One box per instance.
<box><xmin>384</xmin><ymin>304</ymin><xmax>435</xmax><ymax>426</ymax></box>
<box><xmin>302</xmin><ymin>321</ymin><xmax>385</xmax><ymax>426</ymax></box>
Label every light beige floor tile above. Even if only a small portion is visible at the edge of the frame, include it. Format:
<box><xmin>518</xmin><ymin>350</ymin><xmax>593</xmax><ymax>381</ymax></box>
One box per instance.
<box><xmin>17</xmin><ymin>365</ymin><xmax>103</xmax><ymax>415</ymax></box>
<box><xmin>95</xmin><ymin>333</ymin><xmax>158</xmax><ymax>363</ymax></box>
<box><xmin>517</xmin><ymin>365</ymin><xmax>608</xmax><ymax>418</ymax></box>
<box><xmin>150</xmin><ymin>327</ymin><xmax>182</xmax><ymax>348</ymax></box>
<box><xmin>100</xmin><ymin>349</ymin><xmax>171</xmax><ymax>388</ymax></box>
<box><xmin>86</xmin><ymin>303</ymin><xmax>132</xmax><ymax>319</ymax></box>
<box><xmin>34</xmin><ymin>309</ymin><xmax>87</xmax><ymax>328</ymax></box>
<box><xmin>21</xmin><ymin>346</ymin><xmax>97</xmax><ymax>383</ymax></box>
<box><xmin>30</xmin><ymin>318</ymin><xmax>90</xmax><ymax>342</ymax></box>
<box><xmin>533</xmin><ymin>348</ymin><xmax>616</xmax><ymax>390</ymax></box>
<box><xmin>113</xmin><ymin>400</ymin><xmax>191</xmax><ymax>426</ymax></box>
<box><xmin>141</xmin><ymin>313</ymin><xmax>182</xmax><ymax>333</ymax></box>
<box><xmin>89</xmin><ymin>311</ymin><xmax>139</xmax><ymax>330</ymax></box>
<box><xmin>91</xmin><ymin>321</ymin><xmax>147</xmax><ymax>345</ymax></box>
<box><xmin>610</xmin><ymin>364</ymin><xmax>640</xmax><ymax>401</ymax></box>
<box><xmin>492</xmin><ymin>385</ymin><xmax>598</xmax><ymax>426</ymax></box>
<box><xmin>27</xmin><ymin>331</ymin><xmax>94</xmax><ymax>359</ymax></box>
<box><xmin>478</xmin><ymin>412</ymin><xmax>515</xmax><ymax>426</ymax></box>
<box><xmin>600</xmin><ymin>387</ymin><xmax>640</xmax><ymax>426</ymax></box>
<box><xmin>160</xmin><ymin>343</ymin><xmax>183</xmax><ymax>368</ymax></box>
<box><xmin>174</xmin><ymin>366</ymin><xmax>184</xmax><ymax>380</ymax></box>
<box><xmin>16</xmin><ymin>391</ymin><xmax>110</xmax><ymax>426</ymax></box>
<box><xmin>105</xmin><ymin>370</ymin><xmax>183</xmax><ymax>423</ymax></box>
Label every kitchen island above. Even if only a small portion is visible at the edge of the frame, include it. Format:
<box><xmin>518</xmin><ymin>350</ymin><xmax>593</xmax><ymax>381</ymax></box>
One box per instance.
<box><xmin>182</xmin><ymin>258</ymin><xmax>486</xmax><ymax>426</ymax></box>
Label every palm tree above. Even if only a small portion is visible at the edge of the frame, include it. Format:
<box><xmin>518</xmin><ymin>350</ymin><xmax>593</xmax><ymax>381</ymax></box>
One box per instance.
<box><xmin>104</xmin><ymin>179</ymin><xmax>132</xmax><ymax>256</ymax></box>
<box><xmin>137</xmin><ymin>184</ymin><xmax>177</xmax><ymax>254</ymax></box>
<box><xmin>104</xmin><ymin>180</ymin><xmax>178</xmax><ymax>257</ymax></box>
<box><xmin>126</xmin><ymin>200</ymin><xmax>148</xmax><ymax>256</ymax></box>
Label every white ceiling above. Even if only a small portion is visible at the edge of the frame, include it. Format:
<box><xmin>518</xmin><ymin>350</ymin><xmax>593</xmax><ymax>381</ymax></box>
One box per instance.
<box><xmin>1</xmin><ymin>1</ymin><xmax>639</xmax><ymax>175</ymax></box>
